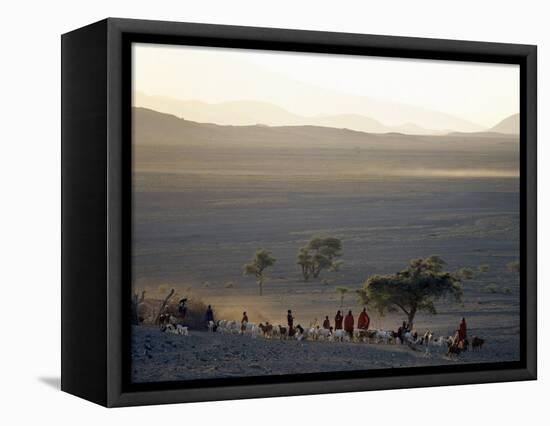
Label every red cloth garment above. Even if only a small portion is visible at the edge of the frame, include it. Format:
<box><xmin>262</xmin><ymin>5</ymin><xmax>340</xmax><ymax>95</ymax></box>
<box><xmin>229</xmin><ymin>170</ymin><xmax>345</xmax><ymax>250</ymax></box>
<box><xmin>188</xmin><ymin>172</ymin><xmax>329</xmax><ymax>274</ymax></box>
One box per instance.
<box><xmin>344</xmin><ymin>314</ymin><xmax>354</xmax><ymax>332</ymax></box>
<box><xmin>323</xmin><ymin>319</ymin><xmax>330</xmax><ymax>329</ymax></box>
<box><xmin>242</xmin><ymin>315</ymin><xmax>248</xmax><ymax>324</ymax></box>
<box><xmin>458</xmin><ymin>319</ymin><xmax>467</xmax><ymax>341</ymax></box>
<box><xmin>358</xmin><ymin>311</ymin><xmax>370</xmax><ymax>329</ymax></box>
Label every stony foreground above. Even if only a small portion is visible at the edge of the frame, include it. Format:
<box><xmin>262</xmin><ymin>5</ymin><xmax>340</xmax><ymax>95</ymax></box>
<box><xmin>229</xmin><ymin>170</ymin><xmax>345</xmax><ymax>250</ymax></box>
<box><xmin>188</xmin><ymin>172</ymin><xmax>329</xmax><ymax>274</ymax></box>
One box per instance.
<box><xmin>131</xmin><ymin>326</ymin><xmax>520</xmax><ymax>383</ymax></box>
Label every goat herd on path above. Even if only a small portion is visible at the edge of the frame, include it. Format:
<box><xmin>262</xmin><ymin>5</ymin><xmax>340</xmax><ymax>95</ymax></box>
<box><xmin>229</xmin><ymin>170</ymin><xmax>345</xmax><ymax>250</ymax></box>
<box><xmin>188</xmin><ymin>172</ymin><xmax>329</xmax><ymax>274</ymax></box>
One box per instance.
<box><xmin>159</xmin><ymin>315</ymin><xmax>485</xmax><ymax>358</ymax></box>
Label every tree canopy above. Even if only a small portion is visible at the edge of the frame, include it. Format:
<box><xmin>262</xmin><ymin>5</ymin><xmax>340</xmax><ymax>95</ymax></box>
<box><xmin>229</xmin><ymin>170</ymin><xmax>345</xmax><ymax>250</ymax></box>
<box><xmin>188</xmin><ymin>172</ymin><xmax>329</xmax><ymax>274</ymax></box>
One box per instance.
<box><xmin>357</xmin><ymin>256</ymin><xmax>465</xmax><ymax>328</ymax></box>
<box><xmin>297</xmin><ymin>237</ymin><xmax>343</xmax><ymax>281</ymax></box>
<box><xmin>243</xmin><ymin>249</ymin><xmax>276</xmax><ymax>296</ymax></box>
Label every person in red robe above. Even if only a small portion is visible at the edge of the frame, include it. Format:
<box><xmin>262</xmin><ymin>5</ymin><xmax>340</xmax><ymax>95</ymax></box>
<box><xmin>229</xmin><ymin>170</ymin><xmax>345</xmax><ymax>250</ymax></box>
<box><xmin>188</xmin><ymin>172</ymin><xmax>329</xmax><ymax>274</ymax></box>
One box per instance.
<box><xmin>334</xmin><ymin>310</ymin><xmax>343</xmax><ymax>330</ymax></box>
<box><xmin>344</xmin><ymin>310</ymin><xmax>354</xmax><ymax>338</ymax></box>
<box><xmin>357</xmin><ymin>307</ymin><xmax>370</xmax><ymax>330</ymax></box>
<box><xmin>322</xmin><ymin>316</ymin><xmax>331</xmax><ymax>329</ymax></box>
<box><xmin>458</xmin><ymin>317</ymin><xmax>467</xmax><ymax>342</ymax></box>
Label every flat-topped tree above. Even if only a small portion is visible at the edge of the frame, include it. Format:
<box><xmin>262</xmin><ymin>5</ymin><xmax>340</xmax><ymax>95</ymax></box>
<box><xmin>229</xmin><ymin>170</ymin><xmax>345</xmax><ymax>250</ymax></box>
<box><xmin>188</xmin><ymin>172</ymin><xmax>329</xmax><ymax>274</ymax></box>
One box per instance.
<box><xmin>243</xmin><ymin>249</ymin><xmax>276</xmax><ymax>296</ymax></box>
<box><xmin>297</xmin><ymin>237</ymin><xmax>343</xmax><ymax>281</ymax></box>
<box><xmin>358</xmin><ymin>256</ymin><xmax>467</xmax><ymax>329</ymax></box>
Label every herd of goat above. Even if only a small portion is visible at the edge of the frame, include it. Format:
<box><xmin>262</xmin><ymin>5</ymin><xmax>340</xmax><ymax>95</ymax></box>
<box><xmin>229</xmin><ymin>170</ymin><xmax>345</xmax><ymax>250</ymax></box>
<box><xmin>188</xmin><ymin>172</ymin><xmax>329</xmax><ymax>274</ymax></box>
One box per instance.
<box><xmin>160</xmin><ymin>316</ymin><xmax>485</xmax><ymax>357</ymax></box>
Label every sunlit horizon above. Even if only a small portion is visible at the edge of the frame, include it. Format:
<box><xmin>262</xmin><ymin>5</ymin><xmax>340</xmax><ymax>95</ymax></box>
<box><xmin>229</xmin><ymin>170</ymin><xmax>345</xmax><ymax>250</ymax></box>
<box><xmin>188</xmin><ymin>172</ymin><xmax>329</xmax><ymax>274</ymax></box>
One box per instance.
<box><xmin>133</xmin><ymin>43</ymin><xmax>520</xmax><ymax>131</ymax></box>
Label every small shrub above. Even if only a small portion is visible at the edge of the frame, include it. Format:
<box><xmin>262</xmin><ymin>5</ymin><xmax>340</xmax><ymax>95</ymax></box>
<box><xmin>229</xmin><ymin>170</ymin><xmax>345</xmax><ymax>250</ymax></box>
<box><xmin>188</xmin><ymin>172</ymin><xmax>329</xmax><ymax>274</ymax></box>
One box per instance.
<box><xmin>485</xmin><ymin>283</ymin><xmax>499</xmax><ymax>294</ymax></box>
<box><xmin>479</xmin><ymin>264</ymin><xmax>490</xmax><ymax>273</ymax></box>
<box><xmin>457</xmin><ymin>267</ymin><xmax>475</xmax><ymax>279</ymax></box>
<box><xmin>507</xmin><ymin>261</ymin><xmax>520</xmax><ymax>273</ymax></box>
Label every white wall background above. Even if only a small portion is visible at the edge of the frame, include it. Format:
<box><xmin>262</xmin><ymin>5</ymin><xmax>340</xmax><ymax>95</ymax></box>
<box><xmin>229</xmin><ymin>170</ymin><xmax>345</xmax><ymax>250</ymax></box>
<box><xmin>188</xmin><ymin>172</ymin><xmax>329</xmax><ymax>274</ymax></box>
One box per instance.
<box><xmin>1</xmin><ymin>0</ymin><xmax>546</xmax><ymax>424</ymax></box>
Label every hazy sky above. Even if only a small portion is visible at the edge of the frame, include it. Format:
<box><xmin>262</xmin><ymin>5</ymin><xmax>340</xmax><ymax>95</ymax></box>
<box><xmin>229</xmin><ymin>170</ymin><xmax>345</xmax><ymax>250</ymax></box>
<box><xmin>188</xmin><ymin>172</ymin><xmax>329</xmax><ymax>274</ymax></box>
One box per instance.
<box><xmin>132</xmin><ymin>43</ymin><xmax>519</xmax><ymax>129</ymax></box>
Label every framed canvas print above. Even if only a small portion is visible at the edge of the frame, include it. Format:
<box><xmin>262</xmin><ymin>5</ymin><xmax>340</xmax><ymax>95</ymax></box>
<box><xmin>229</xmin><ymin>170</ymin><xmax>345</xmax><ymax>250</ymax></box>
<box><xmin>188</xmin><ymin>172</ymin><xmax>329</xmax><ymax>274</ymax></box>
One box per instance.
<box><xmin>61</xmin><ymin>18</ymin><xmax>537</xmax><ymax>407</ymax></box>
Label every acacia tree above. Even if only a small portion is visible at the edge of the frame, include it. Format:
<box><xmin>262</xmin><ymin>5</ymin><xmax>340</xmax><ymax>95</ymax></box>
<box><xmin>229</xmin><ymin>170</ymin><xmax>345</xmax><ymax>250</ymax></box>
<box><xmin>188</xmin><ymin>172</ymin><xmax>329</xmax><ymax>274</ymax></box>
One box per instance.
<box><xmin>296</xmin><ymin>237</ymin><xmax>343</xmax><ymax>281</ymax></box>
<box><xmin>335</xmin><ymin>286</ymin><xmax>350</xmax><ymax>307</ymax></box>
<box><xmin>357</xmin><ymin>256</ymin><xmax>467</xmax><ymax>328</ymax></box>
<box><xmin>243</xmin><ymin>249</ymin><xmax>276</xmax><ymax>296</ymax></box>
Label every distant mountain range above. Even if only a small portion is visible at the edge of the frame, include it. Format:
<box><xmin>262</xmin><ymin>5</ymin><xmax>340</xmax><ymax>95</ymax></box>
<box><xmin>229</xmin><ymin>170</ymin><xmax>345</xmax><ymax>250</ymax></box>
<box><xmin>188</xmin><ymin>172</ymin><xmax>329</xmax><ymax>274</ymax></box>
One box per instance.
<box><xmin>135</xmin><ymin>92</ymin><xmax>508</xmax><ymax>135</ymax></box>
<box><xmin>489</xmin><ymin>113</ymin><xmax>519</xmax><ymax>134</ymax></box>
<box><xmin>133</xmin><ymin>107</ymin><xmax>519</xmax><ymax>178</ymax></box>
<box><xmin>133</xmin><ymin>107</ymin><xmax>518</xmax><ymax>148</ymax></box>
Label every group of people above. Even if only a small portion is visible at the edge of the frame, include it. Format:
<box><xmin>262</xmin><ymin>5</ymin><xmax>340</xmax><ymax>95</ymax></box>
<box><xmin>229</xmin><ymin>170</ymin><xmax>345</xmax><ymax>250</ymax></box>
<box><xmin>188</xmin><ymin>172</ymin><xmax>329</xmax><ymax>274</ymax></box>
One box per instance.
<box><xmin>227</xmin><ymin>307</ymin><xmax>373</xmax><ymax>337</ymax></box>
<box><xmin>320</xmin><ymin>308</ymin><xmax>371</xmax><ymax>337</ymax></box>
<box><xmin>204</xmin><ymin>304</ymin><xmax>468</xmax><ymax>347</ymax></box>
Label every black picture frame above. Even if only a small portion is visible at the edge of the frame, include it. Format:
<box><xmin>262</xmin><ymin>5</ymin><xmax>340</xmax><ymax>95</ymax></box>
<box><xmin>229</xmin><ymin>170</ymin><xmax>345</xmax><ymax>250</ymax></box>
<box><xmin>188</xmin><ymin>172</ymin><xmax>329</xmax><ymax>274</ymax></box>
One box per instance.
<box><xmin>61</xmin><ymin>17</ymin><xmax>537</xmax><ymax>407</ymax></box>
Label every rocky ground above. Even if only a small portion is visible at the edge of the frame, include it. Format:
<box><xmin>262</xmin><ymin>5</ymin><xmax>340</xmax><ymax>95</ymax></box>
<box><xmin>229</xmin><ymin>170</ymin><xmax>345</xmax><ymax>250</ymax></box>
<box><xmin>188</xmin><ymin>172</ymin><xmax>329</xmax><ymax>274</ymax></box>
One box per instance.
<box><xmin>131</xmin><ymin>326</ymin><xmax>519</xmax><ymax>383</ymax></box>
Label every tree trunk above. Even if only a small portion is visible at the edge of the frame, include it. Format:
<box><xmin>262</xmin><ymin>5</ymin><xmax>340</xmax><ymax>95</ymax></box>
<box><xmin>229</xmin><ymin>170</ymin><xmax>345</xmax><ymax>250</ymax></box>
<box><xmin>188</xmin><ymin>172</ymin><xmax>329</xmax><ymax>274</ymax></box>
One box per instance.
<box><xmin>407</xmin><ymin>308</ymin><xmax>417</xmax><ymax>330</ymax></box>
<box><xmin>258</xmin><ymin>277</ymin><xmax>263</xmax><ymax>296</ymax></box>
<box><xmin>301</xmin><ymin>266</ymin><xmax>309</xmax><ymax>281</ymax></box>
<box><xmin>154</xmin><ymin>288</ymin><xmax>175</xmax><ymax>325</ymax></box>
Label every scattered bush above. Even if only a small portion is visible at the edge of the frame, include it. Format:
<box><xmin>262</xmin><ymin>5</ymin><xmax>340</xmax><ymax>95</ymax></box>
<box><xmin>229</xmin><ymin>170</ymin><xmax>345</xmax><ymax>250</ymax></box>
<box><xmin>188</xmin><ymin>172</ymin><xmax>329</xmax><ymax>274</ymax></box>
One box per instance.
<box><xmin>457</xmin><ymin>267</ymin><xmax>475</xmax><ymax>279</ymax></box>
<box><xmin>485</xmin><ymin>283</ymin><xmax>499</xmax><ymax>294</ymax></box>
<box><xmin>478</xmin><ymin>264</ymin><xmax>490</xmax><ymax>273</ymax></box>
<box><xmin>507</xmin><ymin>261</ymin><xmax>520</xmax><ymax>273</ymax></box>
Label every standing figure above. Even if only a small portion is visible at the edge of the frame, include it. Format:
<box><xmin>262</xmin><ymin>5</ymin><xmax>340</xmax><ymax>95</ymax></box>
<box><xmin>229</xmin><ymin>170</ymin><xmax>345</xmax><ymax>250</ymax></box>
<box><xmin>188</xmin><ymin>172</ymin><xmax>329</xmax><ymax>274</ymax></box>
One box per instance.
<box><xmin>322</xmin><ymin>315</ymin><xmax>331</xmax><ymax>330</ymax></box>
<box><xmin>241</xmin><ymin>311</ymin><xmax>249</xmax><ymax>332</ymax></box>
<box><xmin>344</xmin><ymin>310</ymin><xmax>354</xmax><ymax>338</ymax></box>
<box><xmin>458</xmin><ymin>317</ymin><xmax>467</xmax><ymax>342</ymax></box>
<box><xmin>287</xmin><ymin>309</ymin><xmax>294</xmax><ymax>334</ymax></box>
<box><xmin>357</xmin><ymin>307</ymin><xmax>370</xmax><ymax>330</ymax></box>
<box><xmin>396</xmin><ymin>321</ymin><xmax>407</xmax><ymax>343</ymax></box>
<box><xmin>205</xmin><ymin>305</ymin><xmax>214</xmax><ymax>328</ymax></box>
<box><xmin>334</xmin><ymin>310</ymin><xmax>343</xmax><ymax>330</ymax></box>
<box><xmin>178</xmin><ymin>298</ymin><xmax>188</xmax><ymax>320</ymax></box>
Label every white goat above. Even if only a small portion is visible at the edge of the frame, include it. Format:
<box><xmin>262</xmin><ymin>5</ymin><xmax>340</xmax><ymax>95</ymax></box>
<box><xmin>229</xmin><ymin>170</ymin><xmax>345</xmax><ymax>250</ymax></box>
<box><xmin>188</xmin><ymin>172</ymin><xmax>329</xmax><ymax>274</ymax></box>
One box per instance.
<box><xmin>164</xmin><ymin>324</ymin><xmax>189</xmax><ymax>336</ymax></box>
<box><xmin>332</xmin><ymin>329</ymin><xmax>346</xmax><ymax>342</ymax></box>
<box><xmin>176</xmin><ymin>324</ymin><xmax>189</xmax><ymax>336</ymax></box>
<box><xmin>376</xmin><ymin>330</ymin><xmax>394</xmax><ymax>344</ymax></box>
<box><xmin>317</xmin><ymin>328</ymin><xmax>332</xmax><ymax>341</ymax></box>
